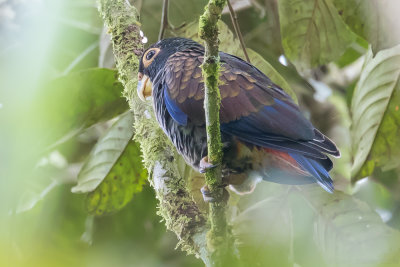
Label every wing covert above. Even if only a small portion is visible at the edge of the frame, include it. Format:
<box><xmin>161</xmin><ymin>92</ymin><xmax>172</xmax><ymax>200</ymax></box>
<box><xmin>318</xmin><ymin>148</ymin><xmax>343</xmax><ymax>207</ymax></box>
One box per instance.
<box><xmin>161</xmin><ymin>48</ymin><xmax>339</xmax><ymax>161</ymax></box>
<box><xmin>163</xmin><ymin>50</ymin><xmax>289</xmax><ymax>128</ymax></box>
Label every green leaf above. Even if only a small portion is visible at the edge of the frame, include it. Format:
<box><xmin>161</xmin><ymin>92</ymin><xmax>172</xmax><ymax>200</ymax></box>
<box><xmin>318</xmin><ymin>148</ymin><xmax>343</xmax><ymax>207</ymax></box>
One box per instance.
<box><xmin>232</xmin><ymin>184</ymin><xmax>400</xmax><ymax>265</ymax></box>
<box><xmin>35</xmin><ymin>68</ymin><xmax>128</xmax><ymax>146</ymax></box>
<box><xmin>84</xmin><ymin>139</ymin><xmax>146</xmax><ymax>216</ymax></box>
<box><xmin>278</xmin><ymin>0</ymin><xmax>356</xmax><ymax>69</ymax></box>
<box><xmin>72</xmin><ymin>111</ymin><xmax>146</xmax><ymax>216</ymax></box>
<box><xmin>46</xmin><ymin>1</ymin><xmax>103</xmax><ymax>74</ymax></box>
<box><xmin>17</xmin><ymin>178</ymin><xmax>59</xmax><ymax>214</ymax></box>
<box><xmin>351</xmin><ymin>45</ymin><xmax>400</xmax><ymax>181</ymax></box>
<box><xmin>229</xmin><ymin>2</ymin><xmax>284</xmax><ymax>57</ymax></box>
<box><xmin>233</xmin><ymin>185</ymin><xmax>294</xmax><ymax>266</ymax></box>
<box><xmin>174</xmin><ymin>21</ymin><xmax>297</xmax><ymax>103</ymax></box>
<box><xmin>335</xmin><ymin>37</ymin><xmax>368</xmax><ymax>68</ymax></box>
<box><xmin>331</xmin><ymin>0</ymin><xmax>373</xmax><ymax>41</ymax></box>
<box><xmin>247</xmin><ymin>49</ymin><xmax>297</xmax><ymax>103</ymax></box>
<box><xmin>301</xmin><ymin>187</ymin><xmax>400</xmax><ymax>266</ymax></box>
<box><xmin>140</xmin><ymin>0</ymin><xmax>208</xmax><ymax>43</ymax></box>
<box><xmin>332</xmin><ymin>0</ymin><xmax>400</xmax><ymax>53</ymax></box>
<box><xmin>99</xmin><ymin>28</ymin><xmax>115</xmax><ymax>68</ymax></box>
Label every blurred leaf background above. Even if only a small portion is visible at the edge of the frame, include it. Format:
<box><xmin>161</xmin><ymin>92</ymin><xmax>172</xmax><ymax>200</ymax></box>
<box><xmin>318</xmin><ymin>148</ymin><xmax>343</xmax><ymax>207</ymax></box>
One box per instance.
<box><xmin>1</xmin><ymin>0</ymin><xmax>400</xmax><ymax>266</ymax></box>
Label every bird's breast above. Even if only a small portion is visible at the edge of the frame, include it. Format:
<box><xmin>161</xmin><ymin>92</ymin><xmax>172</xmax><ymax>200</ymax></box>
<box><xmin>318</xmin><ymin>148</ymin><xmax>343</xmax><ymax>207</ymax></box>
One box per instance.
<box><xmin>153</xmin><ymin>81</ymin><xmax>208</xmax><ymax>170</ymax></box>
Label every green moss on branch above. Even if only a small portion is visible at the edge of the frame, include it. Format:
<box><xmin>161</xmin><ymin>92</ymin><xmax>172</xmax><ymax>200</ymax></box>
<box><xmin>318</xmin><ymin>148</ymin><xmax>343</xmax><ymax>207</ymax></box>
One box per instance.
<box><xmin>98</xmin><ymin>0</ymin><xmax>209</xmax><ymax>263</ymax></box>
<box><xmin>199</xmin><ymin>0</ymin><xmax>237</xmax><ymax>266</ymax></box>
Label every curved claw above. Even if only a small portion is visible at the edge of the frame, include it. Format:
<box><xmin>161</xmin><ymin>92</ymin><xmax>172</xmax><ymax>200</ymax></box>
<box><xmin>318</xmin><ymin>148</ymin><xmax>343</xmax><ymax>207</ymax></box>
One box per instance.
<box><xmin>200</xmin><ymin>185</ymin><xmax>229</xmax><ymax>203</ymax></box>
<box><xmin>199</xmin><ymin>156</ymin><xmax>219</xmax><ymax>173</ymax></box>
<box><xmin>201</xmin><ymin>185</ymin><xmax>215</xmax><ymax>202</ymax></box>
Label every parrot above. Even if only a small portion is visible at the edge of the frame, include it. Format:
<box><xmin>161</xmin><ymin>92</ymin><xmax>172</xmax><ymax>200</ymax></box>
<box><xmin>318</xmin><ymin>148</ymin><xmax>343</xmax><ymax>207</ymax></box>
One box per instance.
<box><xmin>137</xmin><ymin>37</ymin><xmax>340</xmax><ymax>200</ymax></box>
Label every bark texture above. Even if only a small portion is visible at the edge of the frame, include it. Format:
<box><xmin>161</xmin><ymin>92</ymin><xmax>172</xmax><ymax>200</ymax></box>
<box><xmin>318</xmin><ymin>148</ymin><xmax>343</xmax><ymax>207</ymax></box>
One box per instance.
<box><xmin>98</xmin><ymin>0</ymin><xmax>211</xmax><ymax>264</ymax></box>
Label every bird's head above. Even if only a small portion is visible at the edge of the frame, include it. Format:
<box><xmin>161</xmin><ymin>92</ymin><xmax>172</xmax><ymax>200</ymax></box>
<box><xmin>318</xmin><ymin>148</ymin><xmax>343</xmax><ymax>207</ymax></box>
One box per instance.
<box><xmin>137</xmin><ymin>37</ymin><xmax>201</xmax><ymax>101</ymax></box>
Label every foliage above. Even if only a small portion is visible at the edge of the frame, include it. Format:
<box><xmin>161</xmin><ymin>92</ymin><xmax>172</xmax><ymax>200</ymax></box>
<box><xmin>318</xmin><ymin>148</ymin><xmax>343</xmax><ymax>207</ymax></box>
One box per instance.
<box><xmin>1</xmin><ymin>0</ymin><xmax>400</xmax><ymax>266</ymax></box>
<box><xmin>234</xmin><ymin>183</ymin><xmax>400</xmax><ymax>266</ymax></box>
<box><xmin>34</xmin><ymin>68</ymin><xmax>128</xmax><ymax>146</ymax></box>
<box><xmin>278</xmin><ymin>0</ymin><xmax>356</xmax><ymax>70</ymax></box>
<box><xmin>351</xmin><ymin>45</ymin><xmax>400</xmax><ymax>181</ymax></box>
<box><xmin>72</xmin><ymin>111</ymin><xmax>147</xmax><ymax>216</ymax></box>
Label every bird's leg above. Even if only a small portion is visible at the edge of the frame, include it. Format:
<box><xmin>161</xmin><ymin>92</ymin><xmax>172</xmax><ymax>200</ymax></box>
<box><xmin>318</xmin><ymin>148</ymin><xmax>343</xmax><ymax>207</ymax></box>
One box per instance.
<box><xmin>200</xmin><ymin>185</ymin><xmax>229</xmax><ymax>203</ymax></box>
<box><xmin>200</xmin><ymin>185</ymin><xmax>214</xmax><ymax>202</ymax></box>
<box><xmin>199</xmin><ymin>156</ymin><xmax>219</xmax><ymax>174</ymax></box>
<box><xmin>201</xmin><ymin>172</ymin><xmax>249</xmax><ymax>202</ymax></box>
<box><xmin>200</xmin><ymin>159</ymin><xmax>227</xmax><ymax>202</ymax></box>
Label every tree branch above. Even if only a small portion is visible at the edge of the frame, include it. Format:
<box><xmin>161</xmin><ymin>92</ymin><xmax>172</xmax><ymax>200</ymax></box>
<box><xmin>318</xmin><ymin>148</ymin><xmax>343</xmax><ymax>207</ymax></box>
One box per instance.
<box><xmin>199</xmin><ymin>0</ymin><xmax>237</xmax><ymax>265</ymax></box>
<box><xmin>158</xmin><ymin>0</ymin><xmax>169</xmax><ymax>40</ymax></box>
<box><xmin>97</xmin><ymin>0</ymin><xmax>211</xmax><ymax>265</ymax></box>
<box><xmin>227</xmin><ymin>0</ymin><xmax>250</xmax><ymax>63</ymax></box>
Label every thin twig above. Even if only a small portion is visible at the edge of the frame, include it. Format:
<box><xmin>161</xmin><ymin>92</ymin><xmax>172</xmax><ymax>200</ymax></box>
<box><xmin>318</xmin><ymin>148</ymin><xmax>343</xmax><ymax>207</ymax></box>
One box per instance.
<box><xmin>227</xmin><ymin>0</ymin><xmax>251</xmax><ymax>63</ymax></box>
<box><xmin>63</xmin><ymin>42</ymin><xmax>98</xmax><ymax>75</ymax></box>
<box><xmin>135</xmin><ymin>0</ymin><xmax>143</xmax><ymax>13</ymax></box>
<box><xmin>250</xmin><ymin>0</ymin><xmax>265</xmax><ymax>17</ymax></box>
<box><xmin>158</xmin><ymin>0</ymin><xmax>169</xmax><ymax>40</ymax></box>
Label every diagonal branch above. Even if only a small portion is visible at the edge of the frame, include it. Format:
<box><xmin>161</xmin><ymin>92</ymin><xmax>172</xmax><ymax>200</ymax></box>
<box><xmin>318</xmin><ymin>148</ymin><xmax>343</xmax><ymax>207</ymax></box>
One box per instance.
<box><xmin>97</xmin><ymin>0</ymin><xmax>211</xmax><ymax>265</ymax></box>
<box><xmin>227</xmin><ymin>0</ymin><xmax>250</xmax><ymax>63</ymax></box>
<box><xmin>158</xmin><ymin>0</ymin><xmax>169</xmax><ymax>40</ymax></box>
<box><xmin>158</xmin><ymin>0</ymin><xmax>187</xmax><ymax>40</ymax></box>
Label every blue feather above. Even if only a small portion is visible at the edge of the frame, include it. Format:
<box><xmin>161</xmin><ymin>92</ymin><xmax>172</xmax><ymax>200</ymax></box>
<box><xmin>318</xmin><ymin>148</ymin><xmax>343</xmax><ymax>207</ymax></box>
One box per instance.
<box><xmin>288</xmin><ymin>153</ymin><xmax>334</xmax><ymax>193</ymax></box>
<box><xmin>164</xmin><ymin>86</ymin><xmax>188</xmax><ymax>125</ymax></box>
<box><xmin>221</xmin><ymin>98</ymin><xmax>314</xmax><ymax>139</ymax></box>
<box><xmin>274</xmin><ymin>98</ymin><xmax>295</xmax><ymax>110</ymax></box>
<box><xmin>262</xmin><ymin>169</ymin><xmax>315</xmax><ymax>185</ymax></box>
<box><xmin>161</xmin><ymin>82</ymin><xmax>334</xmax><ymax>192</ymax></box>
<box><xmin>263</xmin><ymin>105</ymin><xmax>279</xmax><ymax>115</ymax></box>
<box><xmin>221</xmin><ymin>119</ymin><xmax>326</xmax><ymax>158</ymax></box>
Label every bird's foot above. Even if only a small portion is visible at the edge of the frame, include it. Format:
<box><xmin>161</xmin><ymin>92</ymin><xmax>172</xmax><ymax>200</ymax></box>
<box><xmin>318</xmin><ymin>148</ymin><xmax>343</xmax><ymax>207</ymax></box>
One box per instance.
<box><xmin>200</xmin><ymin>185</ymin><xmax>214</xmax><ymax>202</ymax></box>
<box><xmin>200</xmin><ymin>185</ymin><xmax>229</xmax><ymax>203</ymax></box>
<box><xmin>199</xmin><ymin>156</ymin><xmax>219</xmax><ymax>174</ymax></box>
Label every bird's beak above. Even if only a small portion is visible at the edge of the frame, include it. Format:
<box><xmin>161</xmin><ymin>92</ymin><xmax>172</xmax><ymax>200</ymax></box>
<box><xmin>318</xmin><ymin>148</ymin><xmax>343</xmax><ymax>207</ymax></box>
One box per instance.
<box><xmin>137</xmin><ymin>72</ymin><xmax>153</xmax><ymax>101</ymax></box>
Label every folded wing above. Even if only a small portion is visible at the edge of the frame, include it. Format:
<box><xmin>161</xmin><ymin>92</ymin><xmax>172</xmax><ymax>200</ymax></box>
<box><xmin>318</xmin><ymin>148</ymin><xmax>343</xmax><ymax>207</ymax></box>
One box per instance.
<box><xmin>161</xmin><ymin>47</ymin><xmax>340</xmax><ymax>192</ymax></box>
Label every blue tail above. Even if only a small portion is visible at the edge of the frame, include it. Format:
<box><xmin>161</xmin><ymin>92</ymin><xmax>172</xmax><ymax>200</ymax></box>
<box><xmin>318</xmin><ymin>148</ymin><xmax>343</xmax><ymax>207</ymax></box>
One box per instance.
<box><xmin>288</xmin><ymin>153</ymin><xmax>334</xmax><ymax>193</ymax></box>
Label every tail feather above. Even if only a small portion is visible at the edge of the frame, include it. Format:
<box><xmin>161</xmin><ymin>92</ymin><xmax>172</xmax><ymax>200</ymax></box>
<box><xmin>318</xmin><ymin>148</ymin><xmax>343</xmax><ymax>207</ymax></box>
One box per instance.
<box><xmin>288</xmin><ymin>153</ymin><xmax>334</xmax><ymax>193</ymax></box>
<box><xmin>310</xmin><ymin>129</ymin><xmax>341</xmax><ymax>157</ymax></box>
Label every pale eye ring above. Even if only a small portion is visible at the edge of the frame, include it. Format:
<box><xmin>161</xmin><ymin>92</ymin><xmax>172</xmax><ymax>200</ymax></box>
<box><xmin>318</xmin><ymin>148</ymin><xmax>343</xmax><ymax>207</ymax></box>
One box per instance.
<box><xmin>143</xmin><ymin>48</ymin><xmax>161</xmax><ymax>68</ymax></box>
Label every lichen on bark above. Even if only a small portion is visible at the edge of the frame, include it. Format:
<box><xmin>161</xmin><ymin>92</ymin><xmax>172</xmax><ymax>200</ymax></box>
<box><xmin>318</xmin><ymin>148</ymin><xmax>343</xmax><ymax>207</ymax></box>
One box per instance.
<box><xmin>97</xmin><ymin>0</ymin><xmax>210</xmax><ymax>263</ymax></box>
<box><xmin>199</xmin><ymin>0</ymin><xmax>238</xmax><ymax>266</ymax></box>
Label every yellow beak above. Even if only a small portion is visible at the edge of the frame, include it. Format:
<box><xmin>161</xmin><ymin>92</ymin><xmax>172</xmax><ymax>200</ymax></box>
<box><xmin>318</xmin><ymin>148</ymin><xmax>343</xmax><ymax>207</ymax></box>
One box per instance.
<box><xmin>137</xmin><ymin>73</ymin><xmax>153</xmax><ymax>101</ymax></box>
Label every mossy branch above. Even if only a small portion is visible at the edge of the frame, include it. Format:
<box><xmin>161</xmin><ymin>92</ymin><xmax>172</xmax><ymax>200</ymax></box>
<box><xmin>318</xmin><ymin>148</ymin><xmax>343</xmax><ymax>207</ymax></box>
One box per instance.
<box><xmin>97</xmin><ymin>0</ymin><xmax>211</xmax><ymax>264</ymax></box>
<box><xmin>199</xmin><ymin>0</ymin><xmax>237</xmax><ymax>265</ymax></box>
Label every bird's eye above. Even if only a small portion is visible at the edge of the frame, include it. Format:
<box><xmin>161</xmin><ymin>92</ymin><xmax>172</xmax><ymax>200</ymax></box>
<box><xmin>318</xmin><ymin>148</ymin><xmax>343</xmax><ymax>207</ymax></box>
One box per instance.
<box><xmin>146</xmin><ymin>50</ymin><xmax>156</xmax><ymax>60</ymax></box>
<box><xmin>143</xmin><ymin>48</ymin><xmax>161</xmax><ymax>68</ymax></box>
